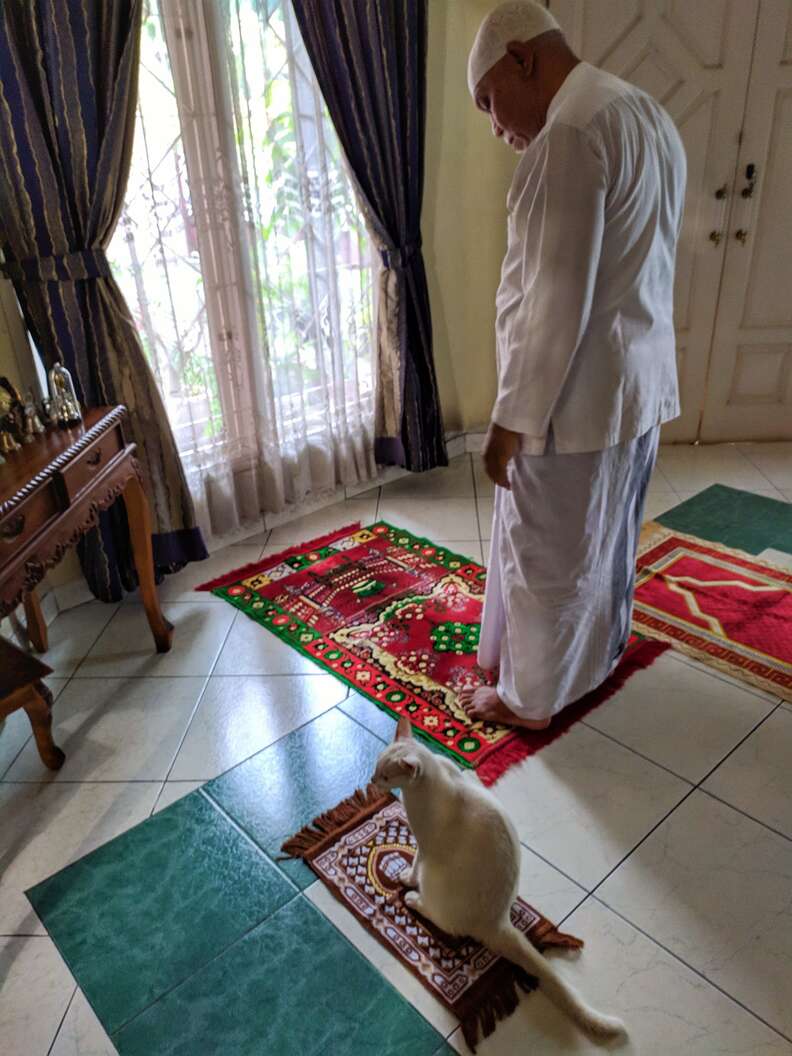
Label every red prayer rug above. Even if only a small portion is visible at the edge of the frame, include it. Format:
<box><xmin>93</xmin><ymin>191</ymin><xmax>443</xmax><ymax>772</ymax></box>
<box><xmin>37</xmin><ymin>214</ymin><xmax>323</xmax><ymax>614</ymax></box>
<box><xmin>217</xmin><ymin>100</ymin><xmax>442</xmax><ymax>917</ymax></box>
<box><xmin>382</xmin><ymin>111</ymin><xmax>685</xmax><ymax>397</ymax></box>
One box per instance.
<box><xmin>199</xmin><ymin>522</ymin><xmax>667</xmax><ymax>784</ymax></box>
<box><xmin>634</xmin><ymin>527</ymin><xmax>792</xmax><ymax>701</ymax></box>
<box><xmin>281</xmin><ymin>786</ymin><xmax>584</xmax><ymax>1051</ymax></box>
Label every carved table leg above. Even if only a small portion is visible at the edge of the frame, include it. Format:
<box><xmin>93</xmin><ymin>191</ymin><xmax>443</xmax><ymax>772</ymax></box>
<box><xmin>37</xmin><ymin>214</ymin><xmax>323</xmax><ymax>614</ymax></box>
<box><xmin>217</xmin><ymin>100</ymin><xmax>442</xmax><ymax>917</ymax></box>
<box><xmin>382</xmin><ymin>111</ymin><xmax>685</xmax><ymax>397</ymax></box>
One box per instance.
<box><xmin>22</xmin><ymin>682</ymin><xmax>65</xmax><ymax>770</ymax></box>
<box><xmin>122</xmin><ymin>473</ymin><xmax>174</xmax><ymax>653</ymax></box>
<box><xmin>23</xmin><ymin>590</ymin><xmax>49</xmax><ymax>653</ymax></box>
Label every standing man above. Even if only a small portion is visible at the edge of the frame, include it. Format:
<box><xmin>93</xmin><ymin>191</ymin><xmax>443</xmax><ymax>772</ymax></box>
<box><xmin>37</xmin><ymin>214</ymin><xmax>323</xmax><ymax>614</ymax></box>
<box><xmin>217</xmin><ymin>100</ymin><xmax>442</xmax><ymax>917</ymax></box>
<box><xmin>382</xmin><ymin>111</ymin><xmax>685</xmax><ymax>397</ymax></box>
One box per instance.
<box><xmin>459</xmin><ymin>1</ymin><xmax>686</xmax><ymax>729</ymax></box>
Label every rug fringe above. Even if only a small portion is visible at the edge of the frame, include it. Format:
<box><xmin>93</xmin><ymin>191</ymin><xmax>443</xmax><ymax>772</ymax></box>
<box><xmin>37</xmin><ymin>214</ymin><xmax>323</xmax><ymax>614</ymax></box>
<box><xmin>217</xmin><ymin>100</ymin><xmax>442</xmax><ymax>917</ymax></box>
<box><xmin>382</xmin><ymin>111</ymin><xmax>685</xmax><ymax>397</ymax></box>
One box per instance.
<box><xmin>196</xmin><ymin>522</ymin><xmax>363</xmax><ymax>591</ymax></box>
<box><xmin>461</xmin><ymin>969</ymin><xmax>537</xmax><ymax>1052</ymax></box>
<box><xmin>476</xmin><ymin>639</ymin><xmax>669</xmax><ymax>787</ymax></box>
<box><xmin>279</xmin><ymin>784</ymin><xmax>388</xmax><ymax>862</ymax></box>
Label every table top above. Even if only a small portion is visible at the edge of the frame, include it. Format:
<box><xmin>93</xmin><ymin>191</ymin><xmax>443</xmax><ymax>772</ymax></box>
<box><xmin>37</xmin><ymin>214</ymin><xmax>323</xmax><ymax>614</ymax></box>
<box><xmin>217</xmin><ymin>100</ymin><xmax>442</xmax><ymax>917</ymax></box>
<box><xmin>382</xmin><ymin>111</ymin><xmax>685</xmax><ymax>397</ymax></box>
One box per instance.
<box><xmin>0</xmin><ymin>405</ymin><xmax>124</xmax><ymax>515</ymax></box>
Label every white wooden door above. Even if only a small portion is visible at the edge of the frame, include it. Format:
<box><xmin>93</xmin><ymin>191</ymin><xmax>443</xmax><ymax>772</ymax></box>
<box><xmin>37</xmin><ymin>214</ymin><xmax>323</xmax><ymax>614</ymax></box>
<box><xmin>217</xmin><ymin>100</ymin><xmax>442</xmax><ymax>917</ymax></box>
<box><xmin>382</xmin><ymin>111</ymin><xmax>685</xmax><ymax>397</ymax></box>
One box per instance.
<box><xmin>549</xmin><ymin>0</ymin><xmax>760</xmax><ymax>440</ymax></box>
<box><xmin>700</xmin><ymin>0</ymin><xmax>792</xmax><ymax>440</ymax></box>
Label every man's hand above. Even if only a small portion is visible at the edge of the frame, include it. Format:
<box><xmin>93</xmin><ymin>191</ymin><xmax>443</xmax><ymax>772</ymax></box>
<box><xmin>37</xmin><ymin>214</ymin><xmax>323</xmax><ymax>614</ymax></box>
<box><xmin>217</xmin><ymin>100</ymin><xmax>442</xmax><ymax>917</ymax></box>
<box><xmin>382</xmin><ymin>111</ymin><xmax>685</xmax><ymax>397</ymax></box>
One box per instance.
<box><xmin>482</xmin><ymin>422</ymin><xmax>521</xmax><ymax>489</ymax></box>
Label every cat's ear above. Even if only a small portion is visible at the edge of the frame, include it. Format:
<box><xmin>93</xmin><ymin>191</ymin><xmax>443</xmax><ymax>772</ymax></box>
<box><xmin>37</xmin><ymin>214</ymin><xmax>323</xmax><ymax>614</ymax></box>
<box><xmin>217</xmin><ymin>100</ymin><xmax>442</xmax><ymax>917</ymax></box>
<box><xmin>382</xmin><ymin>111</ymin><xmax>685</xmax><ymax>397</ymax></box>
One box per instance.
<box><xmin>395</xmin><ymin>716</ymin><xmax>413</xmax><ymax>742</ymax></box>
<box><xmin>400</xmin><ymin>753</ymin><xmax>421</xmax><ymax>779</ymax></box>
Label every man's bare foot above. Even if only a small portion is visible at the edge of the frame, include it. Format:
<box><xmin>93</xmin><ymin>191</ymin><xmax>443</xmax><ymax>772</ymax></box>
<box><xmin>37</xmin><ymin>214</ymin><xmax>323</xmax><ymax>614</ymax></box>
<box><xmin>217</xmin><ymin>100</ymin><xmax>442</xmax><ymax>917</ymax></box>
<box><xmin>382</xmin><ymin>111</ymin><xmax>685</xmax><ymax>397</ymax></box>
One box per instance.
<box><xmin>457</xmin><ymin>686</ymin><xmax>552</xmax><ymax>729</ymax></box>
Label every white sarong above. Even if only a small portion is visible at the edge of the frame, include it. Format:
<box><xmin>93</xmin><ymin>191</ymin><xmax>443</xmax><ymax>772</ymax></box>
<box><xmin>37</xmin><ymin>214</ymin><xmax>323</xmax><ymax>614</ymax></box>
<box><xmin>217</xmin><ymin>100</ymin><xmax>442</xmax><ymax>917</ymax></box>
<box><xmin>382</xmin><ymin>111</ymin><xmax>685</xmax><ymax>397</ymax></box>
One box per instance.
<box><xmin>479</xmin><ymin>427</ymin><xmax>659</xmax><ymax>721</ymax></box>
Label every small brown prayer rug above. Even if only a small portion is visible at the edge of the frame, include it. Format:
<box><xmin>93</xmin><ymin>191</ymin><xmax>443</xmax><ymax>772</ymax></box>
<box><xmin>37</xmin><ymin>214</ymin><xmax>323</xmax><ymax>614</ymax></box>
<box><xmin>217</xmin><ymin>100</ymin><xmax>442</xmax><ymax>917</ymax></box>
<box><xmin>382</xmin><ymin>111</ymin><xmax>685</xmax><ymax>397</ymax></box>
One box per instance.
<box><xmin>281</xmin><ymin>787</ymin><xmax>584</xmax><ymax>1051</ymax></box>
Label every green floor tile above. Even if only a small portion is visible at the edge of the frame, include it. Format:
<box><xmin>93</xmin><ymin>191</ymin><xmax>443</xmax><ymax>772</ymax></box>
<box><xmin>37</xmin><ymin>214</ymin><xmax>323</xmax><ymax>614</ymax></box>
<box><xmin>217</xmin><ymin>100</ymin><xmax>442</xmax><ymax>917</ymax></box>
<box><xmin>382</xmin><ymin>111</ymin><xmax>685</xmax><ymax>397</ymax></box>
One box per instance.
<box><xmin>658</xmin><ymin>485</ymin><xmax>792</xmax><ymax>555</ymax></box>
<box><xmin>204</xmin><ymin>708</ymin><xmax>386</xmax><ymax>889</ymax></box>
<box><xmin>27</xmin><ymin>790</ymin><xmax>295</xmax><ymax>1034</ymax></box>
<box><xmin>113</xmin><ymin>896</ymin><xmax>445</xmax><ymax>1056</ymax></box>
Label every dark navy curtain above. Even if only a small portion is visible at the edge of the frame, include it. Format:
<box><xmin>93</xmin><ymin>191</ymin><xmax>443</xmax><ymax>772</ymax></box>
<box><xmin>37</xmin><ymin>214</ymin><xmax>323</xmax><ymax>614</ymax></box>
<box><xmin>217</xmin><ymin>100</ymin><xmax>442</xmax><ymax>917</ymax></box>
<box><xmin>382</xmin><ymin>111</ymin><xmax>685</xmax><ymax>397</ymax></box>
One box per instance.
<box><xmin>291</xmin><ymin>0</ymin><xmax>447</xmax><ymax>472</ymax></box>
<box><xmin>0</xmin><ymin>0</ymin><xmax>206</xmax><ymax>601</ymax></box>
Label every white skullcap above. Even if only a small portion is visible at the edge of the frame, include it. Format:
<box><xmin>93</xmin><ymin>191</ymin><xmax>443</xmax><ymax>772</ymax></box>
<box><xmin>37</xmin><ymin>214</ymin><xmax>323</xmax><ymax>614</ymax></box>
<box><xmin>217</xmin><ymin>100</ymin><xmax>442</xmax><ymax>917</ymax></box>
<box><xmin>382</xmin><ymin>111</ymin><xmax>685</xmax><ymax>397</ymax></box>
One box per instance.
<box><xmin>467</xmin><ymin>1</ymin><xmax>560</xmax><ymax>97</ymax></box>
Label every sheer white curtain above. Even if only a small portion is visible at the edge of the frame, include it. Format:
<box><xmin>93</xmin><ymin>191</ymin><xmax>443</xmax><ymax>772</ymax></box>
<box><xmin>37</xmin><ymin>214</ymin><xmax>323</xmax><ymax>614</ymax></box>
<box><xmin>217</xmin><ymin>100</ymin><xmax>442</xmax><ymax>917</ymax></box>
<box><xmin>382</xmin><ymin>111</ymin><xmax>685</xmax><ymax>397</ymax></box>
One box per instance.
<box><xmin>108</xmin><ymin>0</ymin><xmax>377</xmax><ymax>545</ymax></box>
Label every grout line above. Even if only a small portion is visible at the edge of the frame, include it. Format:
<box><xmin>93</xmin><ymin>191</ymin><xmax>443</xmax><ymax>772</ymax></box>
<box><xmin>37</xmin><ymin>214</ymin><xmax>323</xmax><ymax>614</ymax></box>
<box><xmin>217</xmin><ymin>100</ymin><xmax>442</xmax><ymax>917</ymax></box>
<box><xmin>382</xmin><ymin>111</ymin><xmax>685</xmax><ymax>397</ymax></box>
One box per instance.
<box><xmin>156</xmin><ymin>610</ymin><xmax>241</xmax><ymax>799</ymax></box>
<box><xmin>196</xmin><ymin>787</ymin><xmax>300</xmax><ymax>884</ymax></box>
<box><xmin>688</xmin><ymin>700</ymin><xmax>784</xmax><ymax>789</ymax></box>
<box><xmin>578</xmin><ymin>720</ymin><xmax>696</xmax><ymax>786</ymax></box>
<box><xmin>587</xmin><ymin>893</ymin><xmax>792</xmax><ymax>1047</ymax></box>
<box><xmin>68</xmin><ymin>604</ymin><xmax>125</xmax><ymax>679</ymax></box>
<box><xmin>570</xmin><ymin>702</ymin><xmax>787</xmax><ymax>911</ymax></box>
<box><xmin>108</xmin><ymin>888</ymin><xmax>303</xmax><ymax>1038</ymax></box>
<box><xmin>518</xmin><ymin>840</ymin><xmax>590</xmax><ymax>895</ymax></box>
<box><xmin>698</xmin><ymin>786</ymin><xmax>792</xmax><ymax>845</ymax></box>
<box><xmin>153</xmin><ymin>699</ymin><xmax>361</xmax><ymax>793</ymax></box>
<box><xmin>337</xmin><ymin>701</ymin><xmax>390</xmax><ymax>745</ymax></box>
<box><xmin>45</xmin><ymin>984</ymin><xmax>78</xmax><ymax>1056</ymax></box>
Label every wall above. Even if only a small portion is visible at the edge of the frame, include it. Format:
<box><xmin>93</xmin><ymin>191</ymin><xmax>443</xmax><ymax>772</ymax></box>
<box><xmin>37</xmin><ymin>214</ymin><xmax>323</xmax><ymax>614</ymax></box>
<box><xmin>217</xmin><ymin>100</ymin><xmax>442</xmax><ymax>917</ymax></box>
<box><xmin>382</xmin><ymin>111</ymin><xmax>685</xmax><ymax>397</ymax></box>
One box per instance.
<box><xmin>424</xmin><ymin>0</ymin><xmax>516</xmax><ymax>433</ymax></box>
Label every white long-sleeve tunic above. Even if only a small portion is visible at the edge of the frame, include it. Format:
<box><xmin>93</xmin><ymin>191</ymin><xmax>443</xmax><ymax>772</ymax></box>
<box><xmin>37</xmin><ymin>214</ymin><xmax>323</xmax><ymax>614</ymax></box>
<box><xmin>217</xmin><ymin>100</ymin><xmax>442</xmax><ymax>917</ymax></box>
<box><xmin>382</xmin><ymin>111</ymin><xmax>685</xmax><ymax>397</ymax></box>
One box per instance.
<box><xmin>493</xmin><ymin>61</ymin><xmax>687</xmax><ymax>454</ymax></box>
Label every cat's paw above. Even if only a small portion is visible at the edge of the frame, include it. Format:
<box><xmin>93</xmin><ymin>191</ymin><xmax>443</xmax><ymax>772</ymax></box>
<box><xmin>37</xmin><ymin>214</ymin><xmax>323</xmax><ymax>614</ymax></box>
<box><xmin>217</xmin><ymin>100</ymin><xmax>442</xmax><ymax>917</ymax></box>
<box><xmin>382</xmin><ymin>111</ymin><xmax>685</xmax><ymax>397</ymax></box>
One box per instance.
<box><xmin>398</xmin><ymin>866</ymin><xmax>417</xmax><ymax>888</ymax></box>
<box><xmin>404</xmin><ymin>890</ymin><xmax>424</xmax><ymax>913</ymax></box>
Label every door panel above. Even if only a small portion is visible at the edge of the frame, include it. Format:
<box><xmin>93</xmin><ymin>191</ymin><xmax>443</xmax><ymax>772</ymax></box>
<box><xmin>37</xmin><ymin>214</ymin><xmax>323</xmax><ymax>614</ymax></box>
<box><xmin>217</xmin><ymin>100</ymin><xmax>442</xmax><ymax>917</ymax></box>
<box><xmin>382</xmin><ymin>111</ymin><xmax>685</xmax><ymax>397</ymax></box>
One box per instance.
<box><xmin>550</xmin><ymin>0</ymin><xmax>760</xmax><ymax>440</ymax></box>
<box><xmin>700</xmin><ymin>0</ymin><xmax>792</xmax><ymax>440</ymax></box>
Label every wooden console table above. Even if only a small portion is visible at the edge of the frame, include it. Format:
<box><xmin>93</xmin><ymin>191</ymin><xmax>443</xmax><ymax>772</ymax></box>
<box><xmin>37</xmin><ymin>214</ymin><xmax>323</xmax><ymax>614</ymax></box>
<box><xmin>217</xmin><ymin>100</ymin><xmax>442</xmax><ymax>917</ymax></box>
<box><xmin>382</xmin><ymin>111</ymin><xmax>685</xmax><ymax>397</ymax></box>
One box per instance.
<box><xmin>0</xmin><ymin>405</ymin><xmax>173</xmax><ymax>653</ymax></box>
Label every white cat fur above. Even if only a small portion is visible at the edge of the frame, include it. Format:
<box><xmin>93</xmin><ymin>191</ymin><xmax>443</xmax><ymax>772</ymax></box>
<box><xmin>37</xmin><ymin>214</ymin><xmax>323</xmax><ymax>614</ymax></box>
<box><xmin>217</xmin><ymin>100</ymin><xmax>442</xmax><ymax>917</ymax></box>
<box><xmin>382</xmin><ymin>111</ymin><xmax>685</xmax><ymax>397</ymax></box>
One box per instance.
<box><xmin>371</xmin><ymin>717</ymin><xmax>626</xmax><ymax>1041</ymax></box>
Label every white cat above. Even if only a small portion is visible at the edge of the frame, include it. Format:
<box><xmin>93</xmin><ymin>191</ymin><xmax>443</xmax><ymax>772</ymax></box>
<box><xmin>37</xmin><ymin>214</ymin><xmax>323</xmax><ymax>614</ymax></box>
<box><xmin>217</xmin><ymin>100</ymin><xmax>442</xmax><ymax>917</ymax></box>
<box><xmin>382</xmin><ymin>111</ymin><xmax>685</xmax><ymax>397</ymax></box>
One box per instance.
<box><xmin>371</xmin><ymin>717</ymin><xmax>626</xmax><ymax>1041</ymax></box>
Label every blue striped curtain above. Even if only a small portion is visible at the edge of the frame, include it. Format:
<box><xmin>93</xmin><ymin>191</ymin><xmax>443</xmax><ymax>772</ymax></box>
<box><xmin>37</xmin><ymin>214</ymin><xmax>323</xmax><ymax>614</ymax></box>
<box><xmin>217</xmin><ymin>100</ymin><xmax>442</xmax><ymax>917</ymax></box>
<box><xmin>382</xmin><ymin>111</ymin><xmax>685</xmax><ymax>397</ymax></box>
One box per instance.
<box><xmin>291</xmin><ymin>0</ymin><xmax>447</xmax><ymax>472</ymax></box>
<box><xmin>0</xmin><ymin>0</ymin><xmax>206</xmax><ymax>600</ymax></box>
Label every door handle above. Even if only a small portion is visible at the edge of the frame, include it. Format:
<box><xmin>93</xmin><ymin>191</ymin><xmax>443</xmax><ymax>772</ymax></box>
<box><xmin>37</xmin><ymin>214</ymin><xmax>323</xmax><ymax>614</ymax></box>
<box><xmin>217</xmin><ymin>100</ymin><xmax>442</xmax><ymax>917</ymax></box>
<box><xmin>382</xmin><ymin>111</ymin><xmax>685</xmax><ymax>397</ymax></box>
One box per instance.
<box><xmin>735</xmin><ymin>229</ymin><xmax>749</xmax><ymax>244</ymax></box>
<box><xmin>741</xmin><ymin>163</ymin><xmax>757</xmax><ymax>198</ymax></box>
<box><xmin>709</xmin><ymin>184</ymin><xmax>728</xmax><ymax>246</ymax></box>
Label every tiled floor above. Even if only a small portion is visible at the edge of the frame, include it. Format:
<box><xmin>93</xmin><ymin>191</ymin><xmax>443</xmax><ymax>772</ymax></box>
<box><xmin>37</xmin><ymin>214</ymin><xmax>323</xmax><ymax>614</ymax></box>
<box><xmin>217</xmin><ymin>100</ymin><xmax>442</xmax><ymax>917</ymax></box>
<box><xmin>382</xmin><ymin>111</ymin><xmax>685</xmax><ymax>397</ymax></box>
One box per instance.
<box><xmin>3</xmin><ymin>443</ymin><xmax>792</xmax><ymax>1054</ymax></box>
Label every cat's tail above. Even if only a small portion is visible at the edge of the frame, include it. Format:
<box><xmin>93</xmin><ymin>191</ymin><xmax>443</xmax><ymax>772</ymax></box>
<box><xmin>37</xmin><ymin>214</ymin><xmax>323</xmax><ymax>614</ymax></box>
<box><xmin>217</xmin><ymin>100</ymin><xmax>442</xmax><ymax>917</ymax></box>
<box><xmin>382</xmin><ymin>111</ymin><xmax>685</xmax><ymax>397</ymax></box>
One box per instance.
<box><xmin>489</xmin><ymin>923</ymin><xmax>626</xmax><ymax>1040</ymax></box>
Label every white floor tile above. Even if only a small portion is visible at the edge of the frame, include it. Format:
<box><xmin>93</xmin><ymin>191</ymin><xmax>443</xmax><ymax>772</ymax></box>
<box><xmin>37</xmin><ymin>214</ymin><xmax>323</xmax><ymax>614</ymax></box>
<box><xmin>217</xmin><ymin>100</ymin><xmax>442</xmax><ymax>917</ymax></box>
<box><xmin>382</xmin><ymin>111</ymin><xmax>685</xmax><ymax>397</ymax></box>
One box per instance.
<box><xmin>0</xmin><ymin>936</ymin><xmax>75</xmax><ymax>1056</ymax></box>
<box><xmin>168</xmin><ymin>675</ymin><xmax>345</xmax><ymax>780</ymax></box>
<box><xmin>583</xmin><ymin>653</ymin><xmax>775</xmax><ymax>782</ymax></box>
<box><xmin>39</xmin><ymin>602</ymin><xmax>119</xmax><ymax>677</ymax></box>
<box><xmin>703</xmin><ymin>706</ymin><xmax>792</xmax><ymax>839</ymax></box>
<box><xmin>267</xmin><ymin>499</ymin><xmax>377</xmax><ymax>546</ymax></box>
<box><xmin>759</xmin><ymin>548</ymin><xmax>792</xmax><ymax>571</ymax></box>
<box><xmin>213</xmin><ymin>612</ymin><xmax>319</xmax><ymax>676</ymax></box>
<box><xmin>0</xmin><ymin>782</ymin><xmax>159</xmax><ymax>935</ymax></box>
<box><xmin>738</xmin><ymin>443</ymin><xmax>792</xmax><ymax>491</ymax></box>
<box><xmin>599</xmin><ymin>791</ymin><xmax>792</xmax><ymax>1039</ymax></box>
<box><xmin>448</xmin><ymin>898</ymin><xmax>792</xmax><ymax>1054</ymax></box>
<box><xmin>649</xmin><ymin>459</ymin><xmax>675</xmax><ymax>492</ymax></box>
<box><xmin>145</xmin><ymin>544</ymin><xmax>263</xmax><ymax>604</ymax></box>
<box><xmin>378</xmin><ymin>498</ymin><xmax>479</xmax><ymax>540</ymax></box>
<box><xmin>49</xmin><ymin>988</ymin><xmax>118</xmax><ymax>1056</ymax></box>
<box><xmin>664</xmin><ymin>652</ymin><xmax>780</xmax><ymax>704</ymax></box>
<box><xmin>0</xmin><ymin>710</ymin><xmax>33</xmax><ymax>780</ymax></box>
<box><xmin>5</xmin><ymin>677</ymin><xmax>205</xmax><ymax>782</ymax></box>
<box><xmin>492</xmin><ymin>724</ymin><xmax>689</xmax><ymax>889</ymax></box>
<box><xmin>477</xmin><ymin>497</ymin><xmax>495</xmax><ymax>540</ymax></box>
<box><xmin>152</xmin><ymin>781</ymin><xmax>205</xmax><ymax>815</ymax></box>
<box><xmin>77</xmin><ymin>602</ymin><xmax>234</xmax><ymax>678</ymax></box>
<box><xmin>516</xmin><ymin>843</ymin><xmax>587</xmax><ymax>925</ymax></box>
<box><xmin>473</xmin><ymin>459</ymin><xmax>494</xmax><ymax>498</ymax></box>
<box><xmin>657</xmin><ymin>445</ymin><xmax>775</xmax><ymax>494</ymax></box>
<box><xmin>643</xmin><ymin>492</ymin><xmax>681</xmax><ymax>520</ymax></box>
<box><xmin>380</xmin><ymin>456</ymin><xmax>474</xmax><ymax>499</ymax></box>
<box><xmin>307</xmin><ymin>843</ymin><xmax>584</xmax><ymax>1039</ymax></box>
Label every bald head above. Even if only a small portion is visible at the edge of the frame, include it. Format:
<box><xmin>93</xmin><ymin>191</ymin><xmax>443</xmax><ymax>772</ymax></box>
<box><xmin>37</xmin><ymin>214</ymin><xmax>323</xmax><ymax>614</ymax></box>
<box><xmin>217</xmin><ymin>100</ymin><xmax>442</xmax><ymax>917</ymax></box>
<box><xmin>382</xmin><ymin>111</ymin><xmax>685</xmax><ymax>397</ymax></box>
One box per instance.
<box><xmin>467</xmin><ymin>0</ymin><xmax>560</xmax><ymax>97</ymax></box>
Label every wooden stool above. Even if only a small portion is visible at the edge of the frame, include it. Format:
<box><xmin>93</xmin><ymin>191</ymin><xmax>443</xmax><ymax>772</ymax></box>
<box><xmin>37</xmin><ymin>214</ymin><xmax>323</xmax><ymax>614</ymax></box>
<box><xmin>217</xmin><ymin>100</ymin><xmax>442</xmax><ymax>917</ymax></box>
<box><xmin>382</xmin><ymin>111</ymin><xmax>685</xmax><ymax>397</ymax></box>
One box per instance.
<box><xmin>0</xmin><ymin>637</ymin><xmax>64</xmax><ymax>770</ymax></box>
